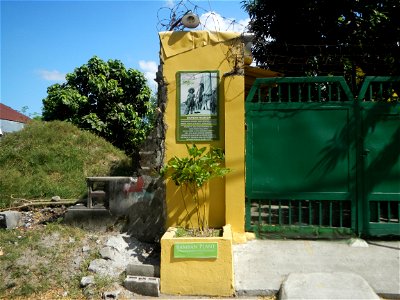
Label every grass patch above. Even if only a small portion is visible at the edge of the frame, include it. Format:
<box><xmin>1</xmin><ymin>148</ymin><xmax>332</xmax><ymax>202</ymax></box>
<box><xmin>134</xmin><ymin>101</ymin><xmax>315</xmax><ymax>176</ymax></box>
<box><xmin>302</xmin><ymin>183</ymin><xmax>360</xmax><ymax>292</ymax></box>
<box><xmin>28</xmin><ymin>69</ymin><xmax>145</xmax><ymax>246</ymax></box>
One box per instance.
<box><xmin>0</xmin><ymin>120</ymin><xmax>133</xmax><ymax>209</ymax></box>
<box><xmin>0</xmin><ymin>120</ymin><xmax>141</xmax><ymax>298</ymax></box>
<box><xmin>0</xmin><ymin>224</ymin><xmax>106</xmax><ymax>299</ymax></box>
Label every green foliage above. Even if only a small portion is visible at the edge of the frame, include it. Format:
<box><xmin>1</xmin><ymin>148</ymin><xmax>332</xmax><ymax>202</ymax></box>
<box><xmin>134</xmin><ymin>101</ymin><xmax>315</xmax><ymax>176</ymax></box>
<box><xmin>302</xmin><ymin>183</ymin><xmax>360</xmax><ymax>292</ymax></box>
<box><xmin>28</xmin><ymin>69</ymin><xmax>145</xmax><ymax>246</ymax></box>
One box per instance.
<box><xmin>42</xmin><ymin>55</ymin><xmax>155</xmax><ymax>169</ymax></box>
<box><xmin>161</xmin><ymin>144</ymin><xmax>231</xmax><ymax>233</ymax></box>
<box><xmin>0</xmin><ymin>120</ymin><xmax>132</xmax><ymax>208</ymax></box>
<box><xmin>243</xmin><ymin>0</ymin><xmax>400</xmax><ymax>85</ymax></box>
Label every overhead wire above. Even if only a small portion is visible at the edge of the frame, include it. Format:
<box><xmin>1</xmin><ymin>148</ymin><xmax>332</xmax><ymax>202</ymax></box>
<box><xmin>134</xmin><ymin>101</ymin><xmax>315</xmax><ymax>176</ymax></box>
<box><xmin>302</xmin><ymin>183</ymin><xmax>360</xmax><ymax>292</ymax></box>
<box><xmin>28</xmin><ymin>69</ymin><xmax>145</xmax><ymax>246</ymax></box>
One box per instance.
<box><xmin>156</xmin><ymin>0</ymin><xmax>248</xmax><ymax>32</ymax></box>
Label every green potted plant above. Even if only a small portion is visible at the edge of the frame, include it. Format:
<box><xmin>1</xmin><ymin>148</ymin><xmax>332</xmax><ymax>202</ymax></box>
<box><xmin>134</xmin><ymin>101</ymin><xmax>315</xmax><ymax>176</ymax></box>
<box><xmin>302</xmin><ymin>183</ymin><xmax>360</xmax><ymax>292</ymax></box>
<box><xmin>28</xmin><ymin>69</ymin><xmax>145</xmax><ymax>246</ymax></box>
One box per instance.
<box><xmin>160</xmin><ymin>144</ymin><xmax>231</xmax><ymax>236</ymax></box>
<box><xmin>160</xmin><ymin>144</ymin><xmax>234</xmax><ymax>296</ymax></box>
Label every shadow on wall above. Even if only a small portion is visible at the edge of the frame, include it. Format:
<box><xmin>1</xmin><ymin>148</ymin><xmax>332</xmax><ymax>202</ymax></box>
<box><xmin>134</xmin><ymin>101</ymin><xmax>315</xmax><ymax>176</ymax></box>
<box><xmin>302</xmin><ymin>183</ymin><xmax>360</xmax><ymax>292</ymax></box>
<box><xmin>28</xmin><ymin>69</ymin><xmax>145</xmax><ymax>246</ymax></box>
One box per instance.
<box><xmin>122</xmin><ymin>176</ymin><xmax>166</xmax><ymax>243</ymax></box>
<box><xmin>64</xmin><ymin>175</ymin><xmax>166</xmax><ymax>243</ymax></box>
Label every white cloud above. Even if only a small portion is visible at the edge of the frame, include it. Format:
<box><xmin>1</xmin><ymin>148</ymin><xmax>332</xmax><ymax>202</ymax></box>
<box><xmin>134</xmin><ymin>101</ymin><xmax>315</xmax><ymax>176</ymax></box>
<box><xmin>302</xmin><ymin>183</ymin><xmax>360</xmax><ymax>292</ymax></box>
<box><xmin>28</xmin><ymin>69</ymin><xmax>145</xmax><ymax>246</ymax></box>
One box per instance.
<box><xmin>37</xmin><ymin>69</ymin><xmax>66</xmax><ymax>81</ymax></box>
<box><xmin>164</xmin><ymin>0</ymin><xmax>174</xmax><ymax>8</ymax></box>
<box><xmin>139</xmin><ymin>60</ymin><xmax>158</xmax><ymax>92</ymax></box>
<box><xmin>199</xmin><ymin>12</ymin><xmax>250</xmax><ymax>32</ymax></box>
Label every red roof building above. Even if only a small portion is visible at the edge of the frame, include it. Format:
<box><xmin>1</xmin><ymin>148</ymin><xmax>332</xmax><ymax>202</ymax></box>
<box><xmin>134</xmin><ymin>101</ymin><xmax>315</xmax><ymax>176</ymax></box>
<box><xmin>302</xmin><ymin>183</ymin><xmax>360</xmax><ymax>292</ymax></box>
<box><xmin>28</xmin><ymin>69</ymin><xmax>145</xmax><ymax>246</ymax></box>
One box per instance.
<box><xmin>0</xmin><ymin>103</ymin><xmax>31</xmax><ymax>135</ymax></box>
<box><xmin>0</xmin><ymin>103</ymin><xmax>31</xmax><ymax>123</ymax></box>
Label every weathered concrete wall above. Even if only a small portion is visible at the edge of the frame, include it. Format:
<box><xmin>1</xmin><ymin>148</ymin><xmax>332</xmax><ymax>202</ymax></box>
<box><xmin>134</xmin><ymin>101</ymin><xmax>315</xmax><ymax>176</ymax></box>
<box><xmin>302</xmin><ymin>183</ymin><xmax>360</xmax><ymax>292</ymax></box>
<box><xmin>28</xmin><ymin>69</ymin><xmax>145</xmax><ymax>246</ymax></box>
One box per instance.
<box><xmin>0</xmin><ymin>211</ymin><xmax>23</xmax><ymax>229</ymax></box>
<box><xmin>0</xmin><ymin>119</ymin><xmax>25</xmax><ymax>134</ymax></box>
<box><xmin>138</xmin><ymin>57</ymin><xmax>167</xmax><ymax>178</ymax></box>
<box><xmin>65</xmin><ymin>174</ymin><xmax>166</xmax><ymax>243</ymax></box>
<box><xmin>138</xmin><ymin>110</ymin><xmax>166</xmax><ymax>177</ymax></box>
<box><xmin>121</xmin><ymin>175</ymin><xmax>166</xmax><ymax>243</ymax></box>
<box><xmin>124</xmin><ymin>56</ymin><xmax>168</xmax><ymax>243</ymax></box>
<box><xmin>106</xmin><ymin>176</ymin><xmax>145</xmax><ymax>216</ymax></box>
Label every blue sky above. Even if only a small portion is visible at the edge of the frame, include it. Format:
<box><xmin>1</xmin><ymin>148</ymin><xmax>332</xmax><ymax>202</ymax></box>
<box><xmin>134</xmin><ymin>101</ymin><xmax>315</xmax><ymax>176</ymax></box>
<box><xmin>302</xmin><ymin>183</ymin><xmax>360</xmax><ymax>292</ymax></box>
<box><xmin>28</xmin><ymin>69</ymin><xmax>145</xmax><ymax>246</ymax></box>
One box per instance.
<box><xmin>1</xmin><ymin>0</ymin><xmax>250</xmax><ymax>116</ymax></box>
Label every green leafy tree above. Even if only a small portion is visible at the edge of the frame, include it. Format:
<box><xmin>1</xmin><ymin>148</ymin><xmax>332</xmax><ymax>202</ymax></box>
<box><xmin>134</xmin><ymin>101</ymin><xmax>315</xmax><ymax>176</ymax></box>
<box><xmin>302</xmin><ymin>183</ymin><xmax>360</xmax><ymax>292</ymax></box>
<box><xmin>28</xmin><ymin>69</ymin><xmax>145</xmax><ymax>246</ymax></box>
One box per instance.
<box><xmin>243</xmin><ymin>0</ymin><xmax>400</xmax><ymax>91</ymax></box>
<box><xmin>42</xmin><ymin>56</ymin><xmax>155</xmax><ymax>170</ymax></box>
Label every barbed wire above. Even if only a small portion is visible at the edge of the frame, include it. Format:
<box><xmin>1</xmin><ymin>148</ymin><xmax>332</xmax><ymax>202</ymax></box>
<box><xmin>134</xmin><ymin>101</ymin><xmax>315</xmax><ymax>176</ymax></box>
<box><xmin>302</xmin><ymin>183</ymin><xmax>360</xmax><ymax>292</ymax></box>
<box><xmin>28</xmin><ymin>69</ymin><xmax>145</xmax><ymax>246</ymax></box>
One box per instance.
<box><xmin>156</xmin><ymin>0</ymin><xmax>249</xmax><ymax>32</ymax></box>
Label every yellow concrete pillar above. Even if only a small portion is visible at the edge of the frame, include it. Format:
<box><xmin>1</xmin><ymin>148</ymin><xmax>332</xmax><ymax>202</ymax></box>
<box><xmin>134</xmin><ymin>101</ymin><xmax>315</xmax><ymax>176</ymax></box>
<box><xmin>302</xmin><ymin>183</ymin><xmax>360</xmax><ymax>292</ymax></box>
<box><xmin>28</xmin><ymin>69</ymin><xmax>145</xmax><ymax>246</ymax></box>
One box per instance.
<box><xmin>159</xmin><ymin>31</ymin><xmax>245</xmax><ymax>237</ymax></box>
<box><xmin>223</xmin><ymin>75</ymin><xmax>246</xmax><ymax>242</ymax></box>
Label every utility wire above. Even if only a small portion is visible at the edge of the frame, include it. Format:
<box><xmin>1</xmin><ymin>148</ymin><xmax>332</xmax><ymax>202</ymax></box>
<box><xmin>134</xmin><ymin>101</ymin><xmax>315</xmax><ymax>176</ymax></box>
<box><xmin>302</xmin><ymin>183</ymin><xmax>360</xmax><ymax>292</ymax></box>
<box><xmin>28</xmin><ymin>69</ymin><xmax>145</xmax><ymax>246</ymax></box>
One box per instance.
<box><xmin>157</xmin><ymin>0</ymin><xmax>248</xmax><ymax>32</ymax></box>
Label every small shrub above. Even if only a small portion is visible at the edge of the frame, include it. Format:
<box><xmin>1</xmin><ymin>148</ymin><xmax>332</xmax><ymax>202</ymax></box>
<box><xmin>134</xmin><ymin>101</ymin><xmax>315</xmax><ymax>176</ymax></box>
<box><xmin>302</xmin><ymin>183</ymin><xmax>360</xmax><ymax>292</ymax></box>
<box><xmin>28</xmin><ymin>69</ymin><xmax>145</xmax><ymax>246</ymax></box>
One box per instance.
<box><xmin>161</xmin><ymin>144</ymin><xmax>231</xmax><ymax>234</ymax></box>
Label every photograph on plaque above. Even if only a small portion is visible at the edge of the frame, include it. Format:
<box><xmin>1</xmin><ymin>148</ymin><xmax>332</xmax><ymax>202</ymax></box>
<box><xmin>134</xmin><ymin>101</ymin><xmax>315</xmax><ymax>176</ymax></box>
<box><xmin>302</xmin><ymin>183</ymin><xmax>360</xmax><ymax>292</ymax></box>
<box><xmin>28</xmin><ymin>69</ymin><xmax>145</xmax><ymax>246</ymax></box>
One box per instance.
<box><xmin>176</xmin><ymin>71</ymin><xmax>219</xmax><ymax>142</ymax></box>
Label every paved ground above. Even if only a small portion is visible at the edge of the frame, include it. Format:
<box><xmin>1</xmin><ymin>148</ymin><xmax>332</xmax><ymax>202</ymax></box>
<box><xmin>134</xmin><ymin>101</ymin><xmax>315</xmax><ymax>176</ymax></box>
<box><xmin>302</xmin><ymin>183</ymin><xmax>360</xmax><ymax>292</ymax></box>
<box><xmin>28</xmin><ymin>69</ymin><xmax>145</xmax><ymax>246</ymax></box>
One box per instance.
<box><xmin>233</xmin><ymin>238</ymin><xmax>400</xmax><ymax>299</ymax></box>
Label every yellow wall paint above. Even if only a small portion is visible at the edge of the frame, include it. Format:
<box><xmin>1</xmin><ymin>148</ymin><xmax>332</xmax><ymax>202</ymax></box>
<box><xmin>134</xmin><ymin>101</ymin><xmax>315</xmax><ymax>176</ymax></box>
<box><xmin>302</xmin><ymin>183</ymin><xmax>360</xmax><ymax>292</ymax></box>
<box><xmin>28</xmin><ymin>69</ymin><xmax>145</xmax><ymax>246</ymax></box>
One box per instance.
<box><xmin>160</xmin><ymin>31</ymin><xmax>245</xmax><ymax>235</ymax></box>
<box><xmin>223</xmin><ymin>75</ymin><xmax>246</xmax><ymax>237</ymax></box>
<box><xmin>160</xmin><ymin>225</ymin><xmax>234</xmax><ymax>296</ymax></box>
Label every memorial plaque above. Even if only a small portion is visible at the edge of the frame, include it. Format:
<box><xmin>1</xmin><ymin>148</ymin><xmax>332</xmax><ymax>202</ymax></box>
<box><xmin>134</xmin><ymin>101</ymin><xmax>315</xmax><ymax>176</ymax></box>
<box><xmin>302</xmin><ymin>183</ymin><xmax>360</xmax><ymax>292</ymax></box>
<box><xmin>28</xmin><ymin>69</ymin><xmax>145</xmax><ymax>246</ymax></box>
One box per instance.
<box><xmin>176</xmin><ymin>71</ymin><xmax>219</xmax><ymax>142</ymax></box>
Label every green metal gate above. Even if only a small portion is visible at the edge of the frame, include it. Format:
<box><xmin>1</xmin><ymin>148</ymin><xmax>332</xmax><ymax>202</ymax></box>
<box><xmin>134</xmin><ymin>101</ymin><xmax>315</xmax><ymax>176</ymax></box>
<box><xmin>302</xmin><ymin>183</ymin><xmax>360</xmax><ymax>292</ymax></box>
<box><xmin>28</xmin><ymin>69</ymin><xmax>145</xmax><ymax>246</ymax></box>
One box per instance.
<box><xmin>245</xmin><ymin>76</ymin><xmax>400</xmax><ymax>238</ymax></box>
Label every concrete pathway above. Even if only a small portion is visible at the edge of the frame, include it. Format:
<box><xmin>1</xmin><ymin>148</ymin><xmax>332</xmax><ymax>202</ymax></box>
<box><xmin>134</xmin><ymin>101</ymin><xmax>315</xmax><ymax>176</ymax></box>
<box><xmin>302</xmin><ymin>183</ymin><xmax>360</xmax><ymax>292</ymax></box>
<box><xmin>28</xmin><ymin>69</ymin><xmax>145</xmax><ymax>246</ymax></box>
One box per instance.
<box><xmin>233</xmin><ymin>239</ymin><xmax>400</xmax><ymax>299</ymax></box>
<box><xmin>280</xmin><ymin>272</ymin><xmax>379</xmax><ymax>300</ymax></box>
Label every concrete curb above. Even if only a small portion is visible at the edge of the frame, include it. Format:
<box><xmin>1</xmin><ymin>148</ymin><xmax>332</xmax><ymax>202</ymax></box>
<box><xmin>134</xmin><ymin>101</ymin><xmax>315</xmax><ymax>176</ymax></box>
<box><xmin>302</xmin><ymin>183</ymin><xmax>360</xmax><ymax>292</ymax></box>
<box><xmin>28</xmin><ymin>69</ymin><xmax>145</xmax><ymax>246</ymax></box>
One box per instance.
<box><xmin>280</xmin><ymin>272</ymin><xmax>379</xmax><ymax>300</ymax></box>
<box><xmin>124</xmin><ymin>275</ymin><xmax>160</xmax><ymax>297</ymax></box>
<box><xmin>0</xmin><ymin>211</ymin><xmax>23</xmax><ymax>229</ymax></box>
<box><xmin>126</xmin><ymin>263</ymin><xmax>160</xmax><ymax>277</ymax></box>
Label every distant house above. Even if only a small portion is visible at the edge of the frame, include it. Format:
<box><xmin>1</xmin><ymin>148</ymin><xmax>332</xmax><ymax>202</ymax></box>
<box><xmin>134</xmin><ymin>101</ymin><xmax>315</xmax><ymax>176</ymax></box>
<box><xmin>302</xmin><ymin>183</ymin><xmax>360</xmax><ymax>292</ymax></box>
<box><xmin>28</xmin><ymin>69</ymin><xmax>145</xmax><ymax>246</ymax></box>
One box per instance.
<box><xmin>0</xmin><ymin>103</ymin><xmax>31</xmax><ymax>136</ymax></box>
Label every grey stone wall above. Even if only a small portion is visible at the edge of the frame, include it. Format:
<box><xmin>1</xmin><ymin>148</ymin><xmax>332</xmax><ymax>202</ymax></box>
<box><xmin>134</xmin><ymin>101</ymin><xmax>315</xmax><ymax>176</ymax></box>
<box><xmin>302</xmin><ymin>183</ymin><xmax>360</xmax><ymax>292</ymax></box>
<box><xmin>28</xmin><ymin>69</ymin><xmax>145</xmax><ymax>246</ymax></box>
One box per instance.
<box><xmin>139</xmin><ymin>62</ymin><xmax>167</xmax><ymax>177</ymax></box>
<box><xmin>123</xmin><ymin>60</ymin><xmax>168</xmax><ymax>243</ymax></box>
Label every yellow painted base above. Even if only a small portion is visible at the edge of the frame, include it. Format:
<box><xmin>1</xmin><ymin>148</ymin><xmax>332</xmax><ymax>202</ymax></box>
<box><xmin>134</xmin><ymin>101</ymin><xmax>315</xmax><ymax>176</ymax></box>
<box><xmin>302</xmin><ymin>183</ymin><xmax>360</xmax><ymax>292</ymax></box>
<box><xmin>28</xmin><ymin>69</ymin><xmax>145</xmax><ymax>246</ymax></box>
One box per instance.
<box><xmin>232</xmin><ymin>232</ymin><xmax>248</xmax><ymax>244</ymax></box>
<box><xmin>160</xmin><ymin>224</ymin><xmax>234</xmax><ymax>297</ymax></box>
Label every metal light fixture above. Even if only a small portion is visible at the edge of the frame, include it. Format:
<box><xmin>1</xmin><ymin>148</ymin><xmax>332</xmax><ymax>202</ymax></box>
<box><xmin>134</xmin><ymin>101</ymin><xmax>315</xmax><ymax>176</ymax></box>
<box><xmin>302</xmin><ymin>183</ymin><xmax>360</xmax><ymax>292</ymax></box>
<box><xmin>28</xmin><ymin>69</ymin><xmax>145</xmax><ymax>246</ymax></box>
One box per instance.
<box><xmin>169</xmin><ymin>11</ymin><xmax>200</xmax><ymax>31</ymax></box>
<box><xmin>181</xmin><ymin>11</ymin><xmax>200</xmax><ymax>29</ymax></box>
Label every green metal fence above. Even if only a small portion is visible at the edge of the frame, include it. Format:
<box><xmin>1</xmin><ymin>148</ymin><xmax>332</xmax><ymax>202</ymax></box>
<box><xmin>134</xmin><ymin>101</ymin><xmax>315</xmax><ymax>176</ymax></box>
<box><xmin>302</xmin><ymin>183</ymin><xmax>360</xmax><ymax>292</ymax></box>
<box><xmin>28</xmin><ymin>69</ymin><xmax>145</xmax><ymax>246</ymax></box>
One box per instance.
<box><xmin>357</xmin><ymin>77</ymin><xmax>400</xmax><ymax>236</ymax></box>
<box><xmin>245</xmin><ymin>76</ymin><xmax>400</xmax><ymax>238</ymax></box>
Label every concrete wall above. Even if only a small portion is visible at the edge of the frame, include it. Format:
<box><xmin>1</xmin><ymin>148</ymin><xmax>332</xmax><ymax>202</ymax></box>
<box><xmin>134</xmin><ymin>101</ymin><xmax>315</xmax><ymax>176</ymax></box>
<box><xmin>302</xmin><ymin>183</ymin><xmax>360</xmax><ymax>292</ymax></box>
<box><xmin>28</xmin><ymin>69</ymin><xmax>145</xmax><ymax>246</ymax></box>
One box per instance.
<box><xmin>120</xmin><ymin>113</ymin><xmax>167</xmax><ymax>242</ymax></box>
<box><xmin>0</xmin><ymin>119</ymin><xmax>25</xmax><ymax>134</ymax></box>
<box><xmin>122</xmin><ymin>175</ymin><xmax>166</xmax><ymax>243</ymax></box>
<box><xmin>159</xmin><ymin>31</ymin><xmax>246</xmax><ymax>239</ymax></box>
<box><xmin>65</xmin><ymin>174</ymin><xmax>166</xmax><ymax>243</ymax></box>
